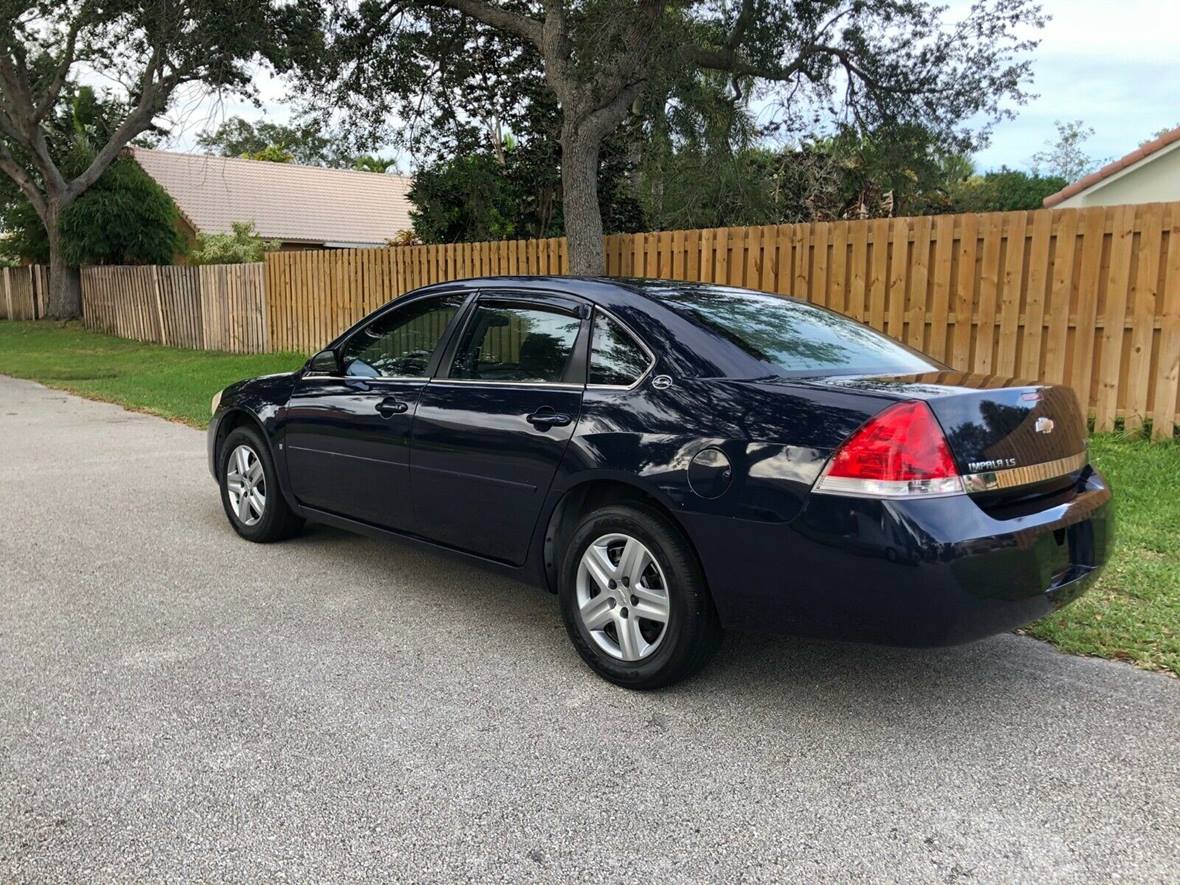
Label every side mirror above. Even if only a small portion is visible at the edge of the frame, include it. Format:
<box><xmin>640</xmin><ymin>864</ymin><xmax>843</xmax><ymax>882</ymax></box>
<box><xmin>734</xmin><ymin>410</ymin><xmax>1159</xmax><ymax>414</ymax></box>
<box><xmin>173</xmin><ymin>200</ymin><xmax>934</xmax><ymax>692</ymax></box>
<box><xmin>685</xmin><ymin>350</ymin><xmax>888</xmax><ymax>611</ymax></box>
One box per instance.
<box><xmin>306</xmin><ymin>349</ymin><xmax>340</xmax><ymax>375</ymax></box>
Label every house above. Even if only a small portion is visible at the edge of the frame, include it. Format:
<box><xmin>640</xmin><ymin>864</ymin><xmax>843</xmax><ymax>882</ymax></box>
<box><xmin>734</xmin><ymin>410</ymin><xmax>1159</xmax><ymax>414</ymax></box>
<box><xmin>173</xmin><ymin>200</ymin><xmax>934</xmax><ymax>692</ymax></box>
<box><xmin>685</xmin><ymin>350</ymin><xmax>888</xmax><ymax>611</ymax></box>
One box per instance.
<box><xmin>129</xmin><ymin>148</ymin><xmax>415</xmax><ymax>250</ymax></box>
<box><xmin>1042</xmin><ymin>126</ymin><xmax>1180</xmax><ymax>209</ymax></box>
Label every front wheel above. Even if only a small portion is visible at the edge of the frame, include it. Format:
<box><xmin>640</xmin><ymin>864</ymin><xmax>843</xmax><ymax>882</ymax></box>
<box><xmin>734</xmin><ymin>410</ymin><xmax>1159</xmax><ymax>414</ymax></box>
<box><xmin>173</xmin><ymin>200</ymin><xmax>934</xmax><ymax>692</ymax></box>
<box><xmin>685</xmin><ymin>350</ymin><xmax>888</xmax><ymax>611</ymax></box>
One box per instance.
<box><xmin>218</xmin><ymin>426</ymin><xmax>303</xmax><ymax>543</ymax></box>
<box><xmin>558</xmin><ymin>503</ymin><xmax>722</xmax><ymax>689</ymax></box>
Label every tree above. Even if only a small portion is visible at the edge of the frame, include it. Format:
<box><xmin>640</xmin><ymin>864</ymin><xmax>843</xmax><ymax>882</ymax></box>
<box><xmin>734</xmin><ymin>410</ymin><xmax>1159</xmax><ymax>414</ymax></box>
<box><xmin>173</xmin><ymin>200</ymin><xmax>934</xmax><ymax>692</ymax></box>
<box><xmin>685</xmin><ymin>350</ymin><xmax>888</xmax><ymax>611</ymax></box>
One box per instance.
<box><xmin>196</xmin><ymin>115</ymin><xmax>351</xmax><ymax>167</ymax></box>
<box><xmin>0</xmin><ymin>84</ymin><xmax>184</xmax><ymax>265</ymax></box>
<box><xmin>2</xmin><ymin>155</ymin><xmax>186</xmax><ymax>266</ymax></box>
<box><xmin>1142</xmin><ymin>124</ymin><xmax>1180</xmax><ymax>146</ymax></box>
<box><xmin>351</xmin><ymin>154</ymin><xmax>399</xmax><ymax>173</ymax></box>
<box><xmin>950</xmin><ymin>167</ymin><xmax>1067</xmax><ymax>212</ymax></box>
<box><xmin>410</xmin><ymin>151</ymin><xmax>528</xmax><ymax>242</ymax></box>
<box><xmin>0</xmin><ymin>2</ymin><xmax>312</xmax><ymax>318</ymax></box>
<box><xmin>189</xmin><ymin>221</ymin><xmax>279</xmax><ymax>264</ymax></box>
<box><xmin>410</xmin><ymin>131</ymin><xmax>642</xmax><ymax>242</ymax></box>
<box><xmin>315</xmin><ymin>0</ymin><xmax>1045</xmax><ymax>274</ymax></box>
<box><xmin>1030</xmin><ymin>120</ymin><xmax>1101</xmax><ymax>182</ymax></box>
<box><xmin>642</xmin><ymin>124</ymin><xmax>977</xmax><ymax>230</ymax></box>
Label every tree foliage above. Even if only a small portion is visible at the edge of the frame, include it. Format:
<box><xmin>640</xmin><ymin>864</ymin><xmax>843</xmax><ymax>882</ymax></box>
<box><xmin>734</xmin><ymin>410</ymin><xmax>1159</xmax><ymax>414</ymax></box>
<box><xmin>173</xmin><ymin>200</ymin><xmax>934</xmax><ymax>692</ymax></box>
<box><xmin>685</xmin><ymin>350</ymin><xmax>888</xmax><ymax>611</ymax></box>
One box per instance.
<box><xmin>409</xmin><ymin>131</ymin><xmax>642</xmax><ymax>243</ymax></box>
<box><xmin>196</xmin><ymin>116</ymin><xmax>349</xmax><ymax>166</ymax></box>
<box><xmin>950</xmin><ymin>167</ymin><xmax>1068</xmax><ymax>212</ymax></box>
<box><xmin>2</xmin><ymin>154</ymin><xmax>185</xmax><ymax>265</ymax></box>
<box><xmin>305</xmin><ymin>0</ymin><xmax>1046</xmax><ymax>273</ymax></box>
<box><xmin>1030</xmin><ymin>120</ymin><xmax>1102</xmax><ymax>182</ymax></box>
<box><xmin>0</xmin><ymin>85</ymin><xmax>183</xmax><ymax>265</ymax></box>
<box><xmin>189</xmin><ymin>221</ymin><xmax>280</xmax><ymax>265</ymax></box>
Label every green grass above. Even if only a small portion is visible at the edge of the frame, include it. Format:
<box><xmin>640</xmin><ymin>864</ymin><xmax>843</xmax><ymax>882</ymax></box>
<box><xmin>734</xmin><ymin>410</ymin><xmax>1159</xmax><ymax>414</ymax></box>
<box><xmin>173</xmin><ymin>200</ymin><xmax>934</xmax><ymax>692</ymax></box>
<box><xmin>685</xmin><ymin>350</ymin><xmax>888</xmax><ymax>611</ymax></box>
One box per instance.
<box><xmin>1</xmin><ymin>321</ymin><xmax>1177</xmax><ymax>675</ymax></box>
<box><xmin>0</xmin><ymin>321</ymin><xmax>304</xmax><ymax>426</ymax></box>
<box><xmin>1024</xmin><ymin>434</ymin><xmax>1180</xmax><ymax>676</ymax></box>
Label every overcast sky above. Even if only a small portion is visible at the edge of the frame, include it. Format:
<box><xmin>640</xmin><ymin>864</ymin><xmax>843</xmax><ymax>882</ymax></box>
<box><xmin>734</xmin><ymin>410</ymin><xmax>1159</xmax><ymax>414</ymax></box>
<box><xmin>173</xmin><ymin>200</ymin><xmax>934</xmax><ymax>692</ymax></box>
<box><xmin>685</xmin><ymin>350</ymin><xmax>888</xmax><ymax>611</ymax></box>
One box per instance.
<box><xmin>165</xmin><ymin>0</ymin><xmax>1179</xmax><ymax>176</ymax></box>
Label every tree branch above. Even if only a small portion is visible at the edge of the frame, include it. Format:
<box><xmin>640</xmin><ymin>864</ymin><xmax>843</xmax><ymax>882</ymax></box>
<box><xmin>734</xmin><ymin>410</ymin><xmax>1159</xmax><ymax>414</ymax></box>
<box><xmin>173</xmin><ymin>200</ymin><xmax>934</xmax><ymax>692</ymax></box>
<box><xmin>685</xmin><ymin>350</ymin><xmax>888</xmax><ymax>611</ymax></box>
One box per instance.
<box><xmin>0</xmin><ymin>141</ymin><xmax>47</xmax><ymax>221</ymax></box>
<box><xmin>33</xmin><ymin>6</ymin><xmax>88</xmax><ymax>122</ymax></box>
<box><xmin>64</xmin><ymin>46</ymin><xmax>169</xmax><ymax>200</ymax></box>
<box><xmin>423</xmin><ymin>0</ymin><xmax>543</xmax><ymax>48</ymax></box>
<box><xmin>0</xmin><ymin>50</ymin><xmax>68</xmax><ymax>195</ymax></box>
<box><xmin>725</xmin><ymin>0</ymin><xmax>756</xmax><ymax>50</ymax></box>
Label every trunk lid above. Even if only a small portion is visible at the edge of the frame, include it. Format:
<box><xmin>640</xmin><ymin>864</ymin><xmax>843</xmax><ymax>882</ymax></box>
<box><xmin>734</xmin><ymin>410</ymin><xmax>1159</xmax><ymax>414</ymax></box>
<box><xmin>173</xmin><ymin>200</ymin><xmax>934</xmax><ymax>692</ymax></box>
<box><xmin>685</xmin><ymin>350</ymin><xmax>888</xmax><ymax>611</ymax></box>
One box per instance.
<box><xmin>803</xmin><ymin>371</ymin><xmax>1089</xmax><ymax>497</ymax></box>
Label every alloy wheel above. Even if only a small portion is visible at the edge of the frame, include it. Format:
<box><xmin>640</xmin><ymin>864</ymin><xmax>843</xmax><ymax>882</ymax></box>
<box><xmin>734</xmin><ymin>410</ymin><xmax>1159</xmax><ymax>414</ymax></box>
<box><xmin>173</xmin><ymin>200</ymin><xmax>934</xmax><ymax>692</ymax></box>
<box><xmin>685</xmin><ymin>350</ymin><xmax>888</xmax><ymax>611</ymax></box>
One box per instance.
<box><xmin>576</xmin><ymin>533</ymin><xmax>671</xmax><ymax>661</ymax></box>
<box><xmin>225</xmin><ymin>444</ymin><xmax>266</xmax><ymax>527</ymax></box>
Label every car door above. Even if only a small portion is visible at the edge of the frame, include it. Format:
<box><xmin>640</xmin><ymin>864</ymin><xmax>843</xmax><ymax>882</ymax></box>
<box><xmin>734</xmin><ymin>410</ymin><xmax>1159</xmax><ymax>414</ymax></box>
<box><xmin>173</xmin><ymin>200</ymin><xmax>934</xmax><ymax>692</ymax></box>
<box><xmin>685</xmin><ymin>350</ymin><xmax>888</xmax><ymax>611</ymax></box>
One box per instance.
<box><xmin>409</xmin><ymin>293</ymin><xmax>589</xmax><ymax>564</ymax></box>
<box><xmin>281</xmin><ymin>293</ymin><xmax>467</xmax><ymax>531</ymax></box>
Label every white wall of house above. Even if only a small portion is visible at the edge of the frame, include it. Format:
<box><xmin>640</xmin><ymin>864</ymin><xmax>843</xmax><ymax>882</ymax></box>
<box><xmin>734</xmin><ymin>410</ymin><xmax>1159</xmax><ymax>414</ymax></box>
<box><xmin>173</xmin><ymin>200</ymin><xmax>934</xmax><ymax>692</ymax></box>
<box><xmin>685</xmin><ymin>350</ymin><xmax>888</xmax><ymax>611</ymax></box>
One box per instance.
<box><xmin>1056</xmin><ymin>141</ymin><xmax>1180</xmax><ymax>207</ymax></box>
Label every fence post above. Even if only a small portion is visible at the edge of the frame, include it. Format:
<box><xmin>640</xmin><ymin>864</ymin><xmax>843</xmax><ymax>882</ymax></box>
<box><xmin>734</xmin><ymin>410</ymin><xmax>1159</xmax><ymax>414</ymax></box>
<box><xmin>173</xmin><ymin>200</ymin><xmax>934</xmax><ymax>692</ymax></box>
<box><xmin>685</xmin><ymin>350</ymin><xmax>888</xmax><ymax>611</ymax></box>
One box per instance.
<box><xmin>2</xmin><ymin>267</ymin><xmax>10</xmax><ymax>320</ymax></box>
<box><xmin>152</xmin><ymin>265</ymin><xmax>168</xmax><ymax>346</ymax></box>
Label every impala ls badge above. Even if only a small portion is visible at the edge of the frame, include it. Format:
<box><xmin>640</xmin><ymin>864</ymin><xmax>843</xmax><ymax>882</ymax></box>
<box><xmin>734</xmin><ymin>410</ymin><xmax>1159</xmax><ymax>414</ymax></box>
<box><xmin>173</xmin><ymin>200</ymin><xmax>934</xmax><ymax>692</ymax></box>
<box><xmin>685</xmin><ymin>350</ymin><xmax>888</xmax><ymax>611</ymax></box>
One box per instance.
<box><xmin>1035</xmin><ymin>416</ymin><xmax>1055</xmax><ymax>434</ymax></box>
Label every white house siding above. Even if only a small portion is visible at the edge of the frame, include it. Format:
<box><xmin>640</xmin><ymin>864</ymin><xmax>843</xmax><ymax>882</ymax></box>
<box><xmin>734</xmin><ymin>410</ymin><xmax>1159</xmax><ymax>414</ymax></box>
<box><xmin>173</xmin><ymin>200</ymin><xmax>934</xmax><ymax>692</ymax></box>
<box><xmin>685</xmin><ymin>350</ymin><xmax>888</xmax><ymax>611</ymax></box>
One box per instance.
<box><xmin>1056</xmin><ymin>141</ymin><xmax>1180</xmax><ymax>208</ymax></box>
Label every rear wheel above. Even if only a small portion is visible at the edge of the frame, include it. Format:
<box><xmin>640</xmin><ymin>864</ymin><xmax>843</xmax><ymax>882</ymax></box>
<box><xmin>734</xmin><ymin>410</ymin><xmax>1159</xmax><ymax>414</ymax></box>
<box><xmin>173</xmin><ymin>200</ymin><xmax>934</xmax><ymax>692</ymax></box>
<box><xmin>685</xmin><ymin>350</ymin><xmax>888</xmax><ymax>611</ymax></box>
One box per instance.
<box><xmin>559</xmin><ymin>503</ymin><xmax>722</xmax><ymax>689</ymax></box>
<box><xmin>218</xmin><ymin>426</ymin><xmax>303</xmax><ymax>543</ymax></box>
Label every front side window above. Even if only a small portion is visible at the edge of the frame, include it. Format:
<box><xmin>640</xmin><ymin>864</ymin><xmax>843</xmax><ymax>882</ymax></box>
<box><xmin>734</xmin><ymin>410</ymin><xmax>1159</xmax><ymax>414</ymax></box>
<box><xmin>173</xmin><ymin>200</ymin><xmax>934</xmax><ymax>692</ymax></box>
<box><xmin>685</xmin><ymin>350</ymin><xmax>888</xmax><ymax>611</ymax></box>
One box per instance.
<box><xmin>589</xmin><ymin>312</ymin><xmax>651</xmax><ymax>386</ymax></box>
<box><xmin>341</xmin><ymin>295</ymin><xmax>462</xmax><ymax>378</ymax></box>
<box><xmin>450</xmin><ymin>304</ymin><xmax>582</xmax><ymax>383</ymax></box>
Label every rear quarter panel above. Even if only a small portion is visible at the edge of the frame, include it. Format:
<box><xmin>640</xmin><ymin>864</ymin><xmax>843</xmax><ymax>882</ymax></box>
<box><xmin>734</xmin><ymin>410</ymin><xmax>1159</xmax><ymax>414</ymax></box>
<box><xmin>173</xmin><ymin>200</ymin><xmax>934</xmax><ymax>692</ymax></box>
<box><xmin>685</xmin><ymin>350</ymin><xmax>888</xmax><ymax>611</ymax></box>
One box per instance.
<box><xmin>552</xmin><ymin>377</ymin><xmax>894</xmax><ymax>623</ymax></box>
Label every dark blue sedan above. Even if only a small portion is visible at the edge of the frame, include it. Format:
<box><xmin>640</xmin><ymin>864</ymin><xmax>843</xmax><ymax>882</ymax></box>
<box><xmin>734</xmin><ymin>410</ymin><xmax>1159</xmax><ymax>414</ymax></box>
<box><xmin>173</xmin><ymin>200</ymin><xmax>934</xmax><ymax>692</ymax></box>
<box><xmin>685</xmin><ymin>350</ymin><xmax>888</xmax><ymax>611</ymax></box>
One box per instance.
<box><xmin>208</xmin><ymin>277</ymin><xmax>1112</xmax><ymax>687</ymax></box>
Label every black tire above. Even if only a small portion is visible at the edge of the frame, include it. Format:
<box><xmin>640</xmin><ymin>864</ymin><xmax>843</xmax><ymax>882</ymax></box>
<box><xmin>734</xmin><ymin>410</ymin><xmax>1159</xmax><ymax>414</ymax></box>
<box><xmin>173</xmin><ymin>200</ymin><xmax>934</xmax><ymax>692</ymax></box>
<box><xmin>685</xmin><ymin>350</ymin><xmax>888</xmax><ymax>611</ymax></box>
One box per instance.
<box><xmin>218</xmin><ymin>425</ymin><xmax>303</xmax><ymax>543</ymax></box>
<box><xmin>558</xmin><ymin>503</ymin><xmax>722</xmax><ymax>689</ymax></box>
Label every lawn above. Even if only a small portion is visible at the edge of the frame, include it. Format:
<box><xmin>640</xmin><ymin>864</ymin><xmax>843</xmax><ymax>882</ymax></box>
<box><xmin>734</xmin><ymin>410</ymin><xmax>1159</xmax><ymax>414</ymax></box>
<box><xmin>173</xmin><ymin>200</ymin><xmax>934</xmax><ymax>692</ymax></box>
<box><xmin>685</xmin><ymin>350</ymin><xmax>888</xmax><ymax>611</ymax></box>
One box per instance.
<box><xmin>0</xmin><ymin>321</ymin><xmax>304</xmax><ymax>426</ymax></box>
<box><xmin>1024</xmin><ymin>434</ymin><xmax>1179</xmax><ymax>676</ymax></box>
<box><xmin>1</xmin><ymin>320</ymin><xmax>1177</xmax><ymax>676</ymax></box>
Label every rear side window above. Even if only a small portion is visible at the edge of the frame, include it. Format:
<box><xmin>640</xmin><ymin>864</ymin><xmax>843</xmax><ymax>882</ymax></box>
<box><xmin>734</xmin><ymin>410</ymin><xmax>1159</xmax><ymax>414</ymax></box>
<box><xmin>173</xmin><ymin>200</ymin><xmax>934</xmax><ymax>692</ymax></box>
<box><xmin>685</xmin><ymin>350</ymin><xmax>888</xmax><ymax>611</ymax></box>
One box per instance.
<box><xmin>659</xmin><ymin>286</ymin><xmax>939</xmax><ymax>376</ymax></box>
<box><xmin>341</xmin><ymin>295</ymin><xmax>462</xmax><ymax>378</ymax></box>
<box><xmin>450</xmin><ymin>304</ymin><xmax>582</xmax><ymax>383</ymax></box>
<box><xmin>589</xmin><ymin>312</ymin><xmax>651</xmax><ymax>386</ymax></box>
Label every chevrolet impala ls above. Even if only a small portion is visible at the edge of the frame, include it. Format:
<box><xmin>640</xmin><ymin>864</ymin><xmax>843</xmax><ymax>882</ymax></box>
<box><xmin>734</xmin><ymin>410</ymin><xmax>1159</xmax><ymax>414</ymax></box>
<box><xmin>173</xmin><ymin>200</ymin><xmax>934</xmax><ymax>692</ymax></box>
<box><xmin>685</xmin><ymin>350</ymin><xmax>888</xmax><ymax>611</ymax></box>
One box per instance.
<box><xmin>208</xmin><ymin>277</ymin><xmax>1112</xmax><ymax>687</ymax></box>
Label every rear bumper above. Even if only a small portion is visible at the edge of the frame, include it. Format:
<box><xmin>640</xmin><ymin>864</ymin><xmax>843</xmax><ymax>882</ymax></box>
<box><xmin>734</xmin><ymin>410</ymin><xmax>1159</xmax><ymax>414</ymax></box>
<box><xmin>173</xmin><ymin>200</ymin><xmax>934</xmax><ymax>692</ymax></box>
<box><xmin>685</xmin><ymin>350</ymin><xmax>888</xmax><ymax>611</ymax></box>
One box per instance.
<box><xmin>686</xmin><ymin>467</ymin><xmax>1113</xmax><ymax>646</ymax></box>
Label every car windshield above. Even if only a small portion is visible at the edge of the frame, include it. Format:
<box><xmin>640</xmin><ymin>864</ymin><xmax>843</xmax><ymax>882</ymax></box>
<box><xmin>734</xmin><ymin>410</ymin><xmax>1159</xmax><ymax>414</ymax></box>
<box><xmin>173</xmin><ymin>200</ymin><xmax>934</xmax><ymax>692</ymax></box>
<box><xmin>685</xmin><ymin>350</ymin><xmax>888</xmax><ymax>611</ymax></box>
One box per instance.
<box><xmin>657</xmin><ymin>285</ymin><xmax>941</xmax><ymax>377</ymax></box>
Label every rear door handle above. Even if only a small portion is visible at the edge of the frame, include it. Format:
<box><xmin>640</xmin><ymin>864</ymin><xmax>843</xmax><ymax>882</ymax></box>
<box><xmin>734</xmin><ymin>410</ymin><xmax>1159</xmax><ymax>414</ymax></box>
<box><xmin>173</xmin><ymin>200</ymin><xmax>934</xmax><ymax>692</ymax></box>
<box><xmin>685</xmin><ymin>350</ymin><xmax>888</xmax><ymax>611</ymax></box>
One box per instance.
<box><xmin>376</xmin><ymin>397</ymin><xmax>409</xmax><ymax>417</ymax></box>
<box><xmin>526</xmin><ymin>408</ymin><xmax>572</xmax><ymax>429</ymax></box>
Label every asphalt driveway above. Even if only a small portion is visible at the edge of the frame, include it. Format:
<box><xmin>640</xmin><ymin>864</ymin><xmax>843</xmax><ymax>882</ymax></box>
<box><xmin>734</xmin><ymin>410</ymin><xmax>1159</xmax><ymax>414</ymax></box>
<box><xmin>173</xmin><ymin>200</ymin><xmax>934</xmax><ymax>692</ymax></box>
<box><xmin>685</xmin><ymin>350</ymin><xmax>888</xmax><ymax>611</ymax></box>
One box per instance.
<box><xmin>1</xmin><ymin>374</ymin><xmax>1178</xmax><ymax>883</ymax></box>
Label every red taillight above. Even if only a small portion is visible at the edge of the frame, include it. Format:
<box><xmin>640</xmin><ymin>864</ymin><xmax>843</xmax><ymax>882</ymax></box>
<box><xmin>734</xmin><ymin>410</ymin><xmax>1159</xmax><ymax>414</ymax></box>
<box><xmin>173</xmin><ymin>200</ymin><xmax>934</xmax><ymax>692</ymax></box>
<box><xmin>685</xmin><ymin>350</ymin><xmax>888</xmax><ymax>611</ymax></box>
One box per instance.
<box><xmin>814</xmin><ymin>401</ymin><xmax>964</xmax><ymax>498</ymax></box>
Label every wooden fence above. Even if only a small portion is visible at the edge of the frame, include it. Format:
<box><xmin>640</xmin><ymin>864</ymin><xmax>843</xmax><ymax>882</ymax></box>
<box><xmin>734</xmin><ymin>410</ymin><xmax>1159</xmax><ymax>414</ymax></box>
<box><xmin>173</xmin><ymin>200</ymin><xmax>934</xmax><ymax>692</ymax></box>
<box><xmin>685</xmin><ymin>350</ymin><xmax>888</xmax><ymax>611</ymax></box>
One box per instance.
<box><xmin>0</xmin><ymin>265</ymin><xmax>49</xmax><ymax>320</ymax></box>
<box><xmin>53</xmin><ymin>202</ymin><xmax>1180</xmax><ymax>439</ymax></box>
<box><xmin>265</xmin><ymin>203</ymin><xmax>1180</xmax><ymax>439</ymax></box>
<box><xmin>80</xmin><ymin>263</ymin><xmax>268</xmax><ymax>353</ymax></box>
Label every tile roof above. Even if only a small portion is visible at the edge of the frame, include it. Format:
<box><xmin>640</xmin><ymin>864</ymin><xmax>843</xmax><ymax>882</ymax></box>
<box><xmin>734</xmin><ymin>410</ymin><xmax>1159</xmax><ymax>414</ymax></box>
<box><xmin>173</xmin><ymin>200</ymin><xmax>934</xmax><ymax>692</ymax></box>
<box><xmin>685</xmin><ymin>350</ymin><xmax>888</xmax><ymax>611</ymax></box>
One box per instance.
<box><xmin>130</xmin><ymin>148</ymin><xmax>415</xmax><ymax>246</ymax></box>
<box><xmin>1042</xmin><ymin>125</ymin><xmax>1180</xmax><ymax>208</ymax></box>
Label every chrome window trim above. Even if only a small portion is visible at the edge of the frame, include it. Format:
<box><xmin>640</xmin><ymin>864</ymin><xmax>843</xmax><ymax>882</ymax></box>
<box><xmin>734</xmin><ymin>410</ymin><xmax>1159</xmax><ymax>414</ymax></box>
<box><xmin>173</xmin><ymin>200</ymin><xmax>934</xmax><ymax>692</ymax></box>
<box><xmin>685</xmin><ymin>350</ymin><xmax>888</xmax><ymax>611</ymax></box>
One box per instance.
<box><xmin>427</xmin><ymin>379</ymin><xmax>585</xmax><ymax>390</ymax></box>
<box><xmin>585</xmin><ymin>307</ymin><xmax>657</xmax><ymax>392</ymax></box>
<box><xmin>961</xmin><ymin>451</ymin><xmax>1088</xmax><ymax>493</ymax></box>
<box><xmin>300</xmin><ymin>374</ymin><xmax>428</xmax><ymax>382</ymax></box>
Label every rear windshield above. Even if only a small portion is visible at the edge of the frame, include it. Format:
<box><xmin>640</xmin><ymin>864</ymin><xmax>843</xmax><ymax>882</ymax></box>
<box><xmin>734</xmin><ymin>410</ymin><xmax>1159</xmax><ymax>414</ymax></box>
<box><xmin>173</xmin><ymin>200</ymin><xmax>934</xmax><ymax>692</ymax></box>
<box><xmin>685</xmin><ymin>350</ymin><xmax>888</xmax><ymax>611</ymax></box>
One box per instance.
<box><xmin>658</xmin><ymin>286</ymin><xmax>940</xmax><ymax>377</ymax></box>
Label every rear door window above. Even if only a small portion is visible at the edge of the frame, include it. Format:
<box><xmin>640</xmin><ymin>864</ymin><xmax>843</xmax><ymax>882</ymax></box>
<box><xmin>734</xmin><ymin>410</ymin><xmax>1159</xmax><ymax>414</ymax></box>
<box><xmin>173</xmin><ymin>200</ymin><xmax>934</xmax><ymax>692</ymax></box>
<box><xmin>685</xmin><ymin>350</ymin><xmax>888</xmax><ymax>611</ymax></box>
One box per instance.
<box><xmin>589</xmin><ymin>312</ymin><xmax>652</xmax><ymax>387</ymax></box>
<box><xmin>449</xmin><ymin>303</ymin><xmax>582</xmax><ymax>383</ymax></box>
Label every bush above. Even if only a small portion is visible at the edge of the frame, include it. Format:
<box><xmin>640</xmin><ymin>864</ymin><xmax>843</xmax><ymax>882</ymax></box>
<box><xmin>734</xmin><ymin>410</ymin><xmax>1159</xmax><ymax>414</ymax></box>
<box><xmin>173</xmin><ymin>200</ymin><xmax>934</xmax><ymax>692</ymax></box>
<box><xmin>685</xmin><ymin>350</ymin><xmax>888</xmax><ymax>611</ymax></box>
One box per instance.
<box><xmin>189</xmin><ymin>222</ymin><xmax>280</xmax><ymax>265</ymax></box>
<box><xmin>950</xmin><ymin>168</ymin><xmax>1068</xmax><ymax>213</ymax></box>
<box><xmin>1</xmin><ymin>153</ymin><xmax>186</xmax><ymax>266</ymax></box>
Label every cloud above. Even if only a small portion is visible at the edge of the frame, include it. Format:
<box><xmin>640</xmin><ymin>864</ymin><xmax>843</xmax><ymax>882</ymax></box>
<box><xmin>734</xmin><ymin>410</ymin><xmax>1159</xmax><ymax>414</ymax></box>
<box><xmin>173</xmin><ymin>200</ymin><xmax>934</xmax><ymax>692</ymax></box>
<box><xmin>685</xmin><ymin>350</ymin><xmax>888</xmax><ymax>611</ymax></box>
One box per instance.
<box><xmin>974</xmin><ymin>0</ymin><xmax>1180</xmax><ymax>170</ymax></box>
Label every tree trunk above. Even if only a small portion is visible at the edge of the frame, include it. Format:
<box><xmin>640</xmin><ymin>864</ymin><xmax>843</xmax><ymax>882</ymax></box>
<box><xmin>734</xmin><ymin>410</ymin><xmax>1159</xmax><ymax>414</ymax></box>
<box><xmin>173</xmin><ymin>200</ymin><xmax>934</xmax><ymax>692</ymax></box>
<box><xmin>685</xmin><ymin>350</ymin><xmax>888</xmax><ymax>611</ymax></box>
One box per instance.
<box><xmin>44</xmin><ymin>201</ymin><xmax>81</xmax><ymax>320</ymax></box>
<box><xmin>561</xmin><ymin>122</ymin><xmax>606</xmax><ymax>276</ymax></box>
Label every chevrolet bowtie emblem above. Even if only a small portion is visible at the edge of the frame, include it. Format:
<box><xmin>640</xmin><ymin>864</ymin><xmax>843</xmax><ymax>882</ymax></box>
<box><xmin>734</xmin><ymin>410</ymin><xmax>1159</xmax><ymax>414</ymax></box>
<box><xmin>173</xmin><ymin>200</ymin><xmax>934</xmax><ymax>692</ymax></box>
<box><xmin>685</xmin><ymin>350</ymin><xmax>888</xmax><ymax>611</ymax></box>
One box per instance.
<box><xmin>1035</xmin><ymin>416</ymin><xmax>1055</xmax><ymax>434</ymax></box>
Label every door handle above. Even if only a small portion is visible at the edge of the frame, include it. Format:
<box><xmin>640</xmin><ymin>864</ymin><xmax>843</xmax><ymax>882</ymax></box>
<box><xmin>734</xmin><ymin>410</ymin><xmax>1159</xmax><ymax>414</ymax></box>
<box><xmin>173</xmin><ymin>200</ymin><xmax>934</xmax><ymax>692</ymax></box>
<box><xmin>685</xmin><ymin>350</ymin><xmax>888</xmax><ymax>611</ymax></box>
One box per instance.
<box><xmin>375</xmin><ymin>397</ymin><xmax>409</xmax><ymax>417</ymax></box>
<box><xmin>526</xmin><ymin>408</ymin><xmax>572</xmax><ymax>429</ymax></box>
